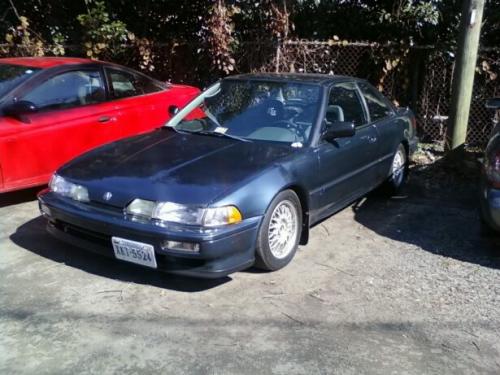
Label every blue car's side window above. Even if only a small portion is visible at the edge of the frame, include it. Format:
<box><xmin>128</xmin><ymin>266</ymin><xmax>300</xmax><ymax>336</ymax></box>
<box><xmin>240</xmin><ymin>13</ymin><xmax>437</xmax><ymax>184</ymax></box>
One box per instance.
<box><xmin>327</xmin><ymin>82</ymin><xmax>366</xmax><ymax>127</ymax></box>
<box><xmin>358</xmin><ymin>82</ymin><xmax>394</xmax><ymax>122</ymax></box>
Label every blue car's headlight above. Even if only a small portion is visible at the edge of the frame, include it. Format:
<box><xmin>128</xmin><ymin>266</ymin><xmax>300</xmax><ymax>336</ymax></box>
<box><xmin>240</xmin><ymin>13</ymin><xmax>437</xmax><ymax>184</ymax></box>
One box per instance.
<box><xmin>125</xmin><ymin>198</ymin><xmax>156</xmax><ymax>218</ymax></box>
<box><xmin>203</xmin><ymin>206</ymin><xmax>242</xmax><ymax>227</ymax></box>
<box><xmin>49</xmin><ymin>174</ymin><xmax>89</xmax><ymax>202</ymax></box>
<box><xmin>153</xmin><ymin>202</ymin><xmax>205</xmax><ymax>225</ymax></box>
<box><xmin>125</xmin><ymin>199</ymin><xmax>242</xmax><ymax>227</ymax></box>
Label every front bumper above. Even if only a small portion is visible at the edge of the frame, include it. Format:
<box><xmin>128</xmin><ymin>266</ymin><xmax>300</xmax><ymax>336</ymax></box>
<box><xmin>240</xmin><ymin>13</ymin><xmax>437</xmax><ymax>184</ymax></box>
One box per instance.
<box><xmin>38</xmin><ymin>191</ymin><xmax>261</xmax><ymax>278</ymax></box>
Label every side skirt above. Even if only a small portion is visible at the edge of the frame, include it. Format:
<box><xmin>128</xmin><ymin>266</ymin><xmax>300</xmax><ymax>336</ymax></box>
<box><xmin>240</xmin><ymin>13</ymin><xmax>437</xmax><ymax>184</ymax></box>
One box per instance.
<box><xmin>309</xmin><ymin>183</ymin><xmax>379</xmax><ymax>228</ymax></box>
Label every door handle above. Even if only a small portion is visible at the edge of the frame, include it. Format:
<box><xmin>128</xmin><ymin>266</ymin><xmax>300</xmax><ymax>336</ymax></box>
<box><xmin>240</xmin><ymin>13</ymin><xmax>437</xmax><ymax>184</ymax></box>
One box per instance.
<box><xmin>98</xmin><ymin>116</ymin><xmax>111</xmax><ymax>123</ymax></box>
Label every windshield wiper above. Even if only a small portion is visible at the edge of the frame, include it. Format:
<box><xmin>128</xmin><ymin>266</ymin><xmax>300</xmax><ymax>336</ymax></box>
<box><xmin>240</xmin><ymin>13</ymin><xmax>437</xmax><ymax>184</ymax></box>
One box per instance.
<box><xmin>197</xmin><ymin>130</ymin><xmax>252</xmax><ymax>143</ymax></box>
<box><xmin>165</xmin><ymin>125</ymin><xmax>190</xmax><ymax>135</ymax></box>
<box><xmin>204</xmin><ymin>108</ymin><xmax>222</xmax><ymax>128</ymax></box>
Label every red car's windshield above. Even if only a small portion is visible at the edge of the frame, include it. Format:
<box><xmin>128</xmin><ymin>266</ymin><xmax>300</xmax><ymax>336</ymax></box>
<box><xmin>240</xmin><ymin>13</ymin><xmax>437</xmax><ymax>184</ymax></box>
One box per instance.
<box><xmin>0</xmin><ymin>63</ymin><xmax>40</xmax><ymax>98</ymax></box>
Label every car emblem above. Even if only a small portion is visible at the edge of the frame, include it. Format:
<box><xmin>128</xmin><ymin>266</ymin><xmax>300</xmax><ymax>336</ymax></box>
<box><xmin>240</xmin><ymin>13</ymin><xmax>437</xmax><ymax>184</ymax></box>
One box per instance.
<box><xmin>103</xmin><ymin>192</ymin><xmax>113</xmax><ymax>201</ymax></box>
<box><xmin>267</xmin><ymin>107</ymin><xmax>277</xmax><ymax>116</ymax></box>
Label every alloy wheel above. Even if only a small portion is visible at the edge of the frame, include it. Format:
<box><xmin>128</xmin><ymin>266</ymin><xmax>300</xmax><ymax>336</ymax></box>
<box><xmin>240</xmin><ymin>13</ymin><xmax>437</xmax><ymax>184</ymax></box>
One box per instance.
<box><xmin>267</xmin><ymin>200</ymin><xmax>299</xmax><ymax>259</ymax></box>
<box><xmin>392</xmin><ymin>148</ymin><xmax>406</xmax><ymax>187</ymax></box>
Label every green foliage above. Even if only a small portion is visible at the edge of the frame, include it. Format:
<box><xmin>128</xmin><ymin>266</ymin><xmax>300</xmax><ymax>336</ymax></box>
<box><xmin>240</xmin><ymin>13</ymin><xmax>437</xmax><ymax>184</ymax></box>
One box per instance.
<box><xmin>77</xmin><ymin>0</ymin><xmax>130</xmax><ymax>59</ymax></box>
<box><xmin>50</xmin><ymin>30</ymin><xmax>67</xmax><ymax>56</ymax></box>
<box><xmin>2</xmin><ymin>1</ymin><xmax>499</xmax><ymax>49</ymax></box>
<box><xmin>0</xmin><ymin>0</ymin><xmax>498</xmax><ymax>83</ymax></box>
<box><xmin>201</xmin><ymin>0</ymin><xmax>238</xmax><ymax>74</ymax></box>
<box><xmin>378</xmin><ymin>0</ymin><xmax>441</xmax><ymax>44</ymax></box>
<box><xmin>1</xmin><ymin>15</ymin><xmax>66</xmax><ymax>57</ymax></box>
<box><xmin>2</xmin><ymin>16</ymin><xmax>45</xmax><ymax>56</ymax></box>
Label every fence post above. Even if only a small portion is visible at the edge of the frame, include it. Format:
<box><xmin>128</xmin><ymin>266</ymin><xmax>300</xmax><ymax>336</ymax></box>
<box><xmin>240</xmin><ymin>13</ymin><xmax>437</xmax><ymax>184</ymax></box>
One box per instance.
<box><xmin>410</xmin><ymin>48</ymin><xmax>422</xmax><ymax>113</ymax></box>
<box><xmin>275</xmin><ymin>41</ymin><xmax>281</xmax><ymax>73</ymax></box>
<box><xmin>446</xmin><ymin>0</ymin><xmax>485</xmax><ymax>151</ymax></box>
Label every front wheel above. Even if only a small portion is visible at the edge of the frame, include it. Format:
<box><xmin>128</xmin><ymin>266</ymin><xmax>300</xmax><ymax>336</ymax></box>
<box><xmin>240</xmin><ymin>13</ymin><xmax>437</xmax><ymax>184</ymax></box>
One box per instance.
<box><xmin>254</xmin><ymin>190</ymin><xmax>302</xmax><ymax>271</ymax></box>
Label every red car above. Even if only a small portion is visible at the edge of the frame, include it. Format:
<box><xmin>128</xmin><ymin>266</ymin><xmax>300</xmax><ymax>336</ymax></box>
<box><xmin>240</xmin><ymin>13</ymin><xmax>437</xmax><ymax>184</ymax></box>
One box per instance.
<box><xmin>0</xmin><ymin>57</ymin><xmax>199</xmax><ymax>193</ymax></box>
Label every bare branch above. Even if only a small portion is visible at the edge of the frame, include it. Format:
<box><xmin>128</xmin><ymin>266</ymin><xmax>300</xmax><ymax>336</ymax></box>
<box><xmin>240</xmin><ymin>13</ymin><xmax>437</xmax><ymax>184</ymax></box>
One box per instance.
<box><xmin>8</xmin><ymin>0</ymin><xmax>21</xmax><ymax>20</ymax></box>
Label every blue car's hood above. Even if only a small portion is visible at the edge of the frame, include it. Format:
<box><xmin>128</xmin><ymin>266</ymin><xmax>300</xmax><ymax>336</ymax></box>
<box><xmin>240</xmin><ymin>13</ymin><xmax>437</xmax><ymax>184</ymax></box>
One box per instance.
<box><xmin>59</xmin><ymin>128</ymin><xmax>294</xmax><ymax>207</ymax></box>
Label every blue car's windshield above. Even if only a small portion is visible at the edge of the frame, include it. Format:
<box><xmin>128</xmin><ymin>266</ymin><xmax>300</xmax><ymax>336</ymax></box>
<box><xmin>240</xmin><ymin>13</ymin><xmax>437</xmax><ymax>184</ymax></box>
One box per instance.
<box><xmin>169</xmin><ymin>79</ymin><xmax>322</xmax><ymax>145</ymax></box>
<box><xmin>0</xmin><ymin>64</ymin><xmax>40</xmax><ymax>98</ymax></box>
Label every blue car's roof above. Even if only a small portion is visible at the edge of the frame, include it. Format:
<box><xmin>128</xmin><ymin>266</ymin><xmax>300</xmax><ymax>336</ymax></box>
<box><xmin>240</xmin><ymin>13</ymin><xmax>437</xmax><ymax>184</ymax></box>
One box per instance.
<box><xmin>226</xmin><ymin>73</ymin><xmax>360</xmax><ymax>86</ymax></box>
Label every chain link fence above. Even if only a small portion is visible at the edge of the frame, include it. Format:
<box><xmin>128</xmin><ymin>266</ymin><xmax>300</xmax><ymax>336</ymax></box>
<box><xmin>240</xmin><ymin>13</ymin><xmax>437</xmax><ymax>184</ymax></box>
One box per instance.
<box><xmin>2</xmin><ymin>40</ymin><xmax>499</xmax><ymax>147</ymax></box>
<box><xmin>248</xmin><ymin>40</ymin><xmax>500</xmax><ymax>147</ymax></box>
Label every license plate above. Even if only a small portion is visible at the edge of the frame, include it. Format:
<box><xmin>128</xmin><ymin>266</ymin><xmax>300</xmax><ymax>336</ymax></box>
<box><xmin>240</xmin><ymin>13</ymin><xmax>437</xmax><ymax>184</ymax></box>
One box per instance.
<box><xmin>111</xmin><ymin>237</ymin><xmax>157</xmax><ymax>268</ymax></box>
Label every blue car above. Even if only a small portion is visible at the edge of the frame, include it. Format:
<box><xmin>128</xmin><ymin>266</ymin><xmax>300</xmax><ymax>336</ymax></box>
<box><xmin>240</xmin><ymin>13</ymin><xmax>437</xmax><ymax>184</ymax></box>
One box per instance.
<box><xmin>38</xmin><ymin>73</ymin><xmax>418</xmax><ymax>278</ymax></box>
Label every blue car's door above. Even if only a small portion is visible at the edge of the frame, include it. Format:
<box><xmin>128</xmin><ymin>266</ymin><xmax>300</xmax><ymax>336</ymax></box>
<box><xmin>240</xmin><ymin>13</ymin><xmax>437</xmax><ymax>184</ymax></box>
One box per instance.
<box><xmin>313</xmin><ymin>82</ymin><xmax>379</xmax><ymax>219</ymax></box>
<box><xmin>357</xmin><ymin>81</ymin><xmax>398</xmax><ymax>183</ymax></box>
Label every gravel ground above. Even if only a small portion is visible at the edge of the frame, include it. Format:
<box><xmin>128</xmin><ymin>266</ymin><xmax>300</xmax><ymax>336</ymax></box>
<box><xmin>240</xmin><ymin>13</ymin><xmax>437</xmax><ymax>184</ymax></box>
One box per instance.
<box><xmin>1</xmin><ymin>158</ymin><xmax>499</xmax><ymax>374</ymax></box>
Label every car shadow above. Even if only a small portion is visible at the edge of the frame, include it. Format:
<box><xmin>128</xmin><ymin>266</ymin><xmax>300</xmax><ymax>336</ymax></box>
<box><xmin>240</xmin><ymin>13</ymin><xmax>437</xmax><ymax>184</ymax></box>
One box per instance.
<box><xmin>352</xmin><ymin>154</ymin><xmax>500</xmax><ymax>270</ymax></box>
<box><xmin>9</xmin><ymin>215</ymin><xmax>231</xmax><ymax>292</ymax></box>
<box><xmin>0</xmin><ymin>186</ymin><xmax>43</xmax><ymax>208</ymax></box>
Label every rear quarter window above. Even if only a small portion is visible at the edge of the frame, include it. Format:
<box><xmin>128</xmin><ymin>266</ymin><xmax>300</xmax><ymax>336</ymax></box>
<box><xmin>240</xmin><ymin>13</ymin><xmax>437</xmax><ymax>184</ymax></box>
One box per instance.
<box><xmin>107</xmin><ymin>68</ymin><xmax>164</xmax><ymax>99</ymax></box>
<box><xmin>358</xmin><ymin>82</ymin><xmax>394</xmax><ymax>122</ymax></box>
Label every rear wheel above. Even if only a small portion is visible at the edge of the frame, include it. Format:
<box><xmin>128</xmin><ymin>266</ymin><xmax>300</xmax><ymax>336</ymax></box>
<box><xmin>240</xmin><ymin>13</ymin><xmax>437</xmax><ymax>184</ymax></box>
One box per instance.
<box><xmin>382</xmin><ymin>143</ymin><xmax>408</xmax><ymax>195</ymax></box>
<box><xmin>254</xmin><ymin>190</ymin><xmax>302</xmax><ymax>271</ymax></box>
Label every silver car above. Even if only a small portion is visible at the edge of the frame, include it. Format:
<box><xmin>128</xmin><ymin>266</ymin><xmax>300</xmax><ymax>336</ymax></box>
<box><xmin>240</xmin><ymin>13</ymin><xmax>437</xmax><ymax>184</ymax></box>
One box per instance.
<box><xmin>480</xmin><ymin>98</ymin><xmax>500</xmax><ymax>233</ymax></box>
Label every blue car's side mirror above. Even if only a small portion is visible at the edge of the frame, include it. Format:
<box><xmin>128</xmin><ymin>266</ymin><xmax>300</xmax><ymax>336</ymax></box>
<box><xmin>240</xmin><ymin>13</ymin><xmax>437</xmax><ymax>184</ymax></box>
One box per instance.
<box><xmin>322</xmin><ymin>121</ymin><xmax>356</xmax><ymax>141</ymax></box>
<box><xmin>485</xmin><ymin>98</ymin><xmax>500</xmax><ymax>109</ymax></box>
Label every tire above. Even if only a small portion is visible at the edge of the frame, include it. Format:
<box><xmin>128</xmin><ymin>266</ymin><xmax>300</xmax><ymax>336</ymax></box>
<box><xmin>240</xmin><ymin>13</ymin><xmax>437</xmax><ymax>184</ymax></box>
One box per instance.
<box><xmin>382</xmin><ymin>143</ymin><xmax>408</xmax><ymax>195</ymax></box>
<box><xmin>254</xmin><ymin>190</ymin><xmax>302</xmax><ymax>271</ymax></box>
<box><xmin>479</xmin><ymin>210</ymin><xmax>496</xmax><ymax>237</ymax></box>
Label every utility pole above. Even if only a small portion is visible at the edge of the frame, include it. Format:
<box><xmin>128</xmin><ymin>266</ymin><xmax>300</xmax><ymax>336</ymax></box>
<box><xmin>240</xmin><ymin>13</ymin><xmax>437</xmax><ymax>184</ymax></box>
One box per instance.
<box><xmin>446</xmin><ymin>0</ymin><xmax>485</xmax><ymax>151</ymax></box>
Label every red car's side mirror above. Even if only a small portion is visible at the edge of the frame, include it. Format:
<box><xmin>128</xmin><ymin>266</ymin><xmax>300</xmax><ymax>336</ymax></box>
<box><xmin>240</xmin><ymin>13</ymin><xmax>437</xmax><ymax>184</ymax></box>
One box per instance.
<box><xmin>168</xmin><ymin>105</ymin><xmax>179</xmax><ymax>116</ymax></box>
<box><xmin>4</xmin><ymin>100</ymin><xmax>38</xmax><ymax>123</ymax></box>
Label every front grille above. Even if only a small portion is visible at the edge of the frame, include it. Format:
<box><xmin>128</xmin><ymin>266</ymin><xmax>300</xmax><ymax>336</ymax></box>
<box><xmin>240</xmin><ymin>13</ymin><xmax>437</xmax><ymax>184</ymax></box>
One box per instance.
<box><xmin>87</xmin><ymin>201</ymin><xmax>124</xmax><ymax>214</ymax></box>
<box><xmin>54</xmin><ymin>220</ymin><xmax>111</xmax><ymax>247</ymax></box>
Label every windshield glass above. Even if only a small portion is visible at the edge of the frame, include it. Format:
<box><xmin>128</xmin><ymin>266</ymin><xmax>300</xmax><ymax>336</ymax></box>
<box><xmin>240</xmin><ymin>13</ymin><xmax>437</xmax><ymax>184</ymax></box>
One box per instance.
<box><xmin>167</xmin><ymin>79</ymin><xmax>322</xmax><ymax>144</ymax></box>
<box><xmin>0</xmin><ymin>64</ymin><xmax>40</xmax><ymax>98</ymax></box>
